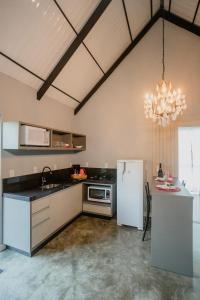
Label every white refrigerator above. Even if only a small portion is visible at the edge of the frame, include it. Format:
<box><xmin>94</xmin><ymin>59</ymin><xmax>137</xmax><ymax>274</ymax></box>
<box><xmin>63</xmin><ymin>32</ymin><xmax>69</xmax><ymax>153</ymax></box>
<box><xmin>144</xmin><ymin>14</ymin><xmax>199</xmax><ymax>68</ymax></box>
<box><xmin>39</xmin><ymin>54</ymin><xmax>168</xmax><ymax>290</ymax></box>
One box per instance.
<box><xmin>117</xmin><ymin>160</ymin><xmax>144</xmax><ymax>230</ymax></box>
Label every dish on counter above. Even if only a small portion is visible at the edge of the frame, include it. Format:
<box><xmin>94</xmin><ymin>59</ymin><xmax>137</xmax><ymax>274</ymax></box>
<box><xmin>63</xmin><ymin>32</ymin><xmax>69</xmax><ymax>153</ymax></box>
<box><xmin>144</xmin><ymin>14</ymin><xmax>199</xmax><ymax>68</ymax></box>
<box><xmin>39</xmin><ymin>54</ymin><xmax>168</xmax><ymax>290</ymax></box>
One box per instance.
<box><xmin>71</xmin><ymin>174</ymin><xmax>87</xmax><ymax>180</ymax></box>
<box><xmin>155</xmin><ymin>176</ymin><xmax>173</xmax><ymax>183</ymax></box>
<box><xmin>155</xmin><ymin>177</ymin><xmax>165</xmax><ymax>182</ymax></box>
<box><xmin>74</xmin><ymin>145</ymin><xmax>83</xmax><ymax>149</ymax></box>
<box><xmin>156</xmin><ymin>184</ymin><xmax>181</xmax><ymax>192</ymax></box>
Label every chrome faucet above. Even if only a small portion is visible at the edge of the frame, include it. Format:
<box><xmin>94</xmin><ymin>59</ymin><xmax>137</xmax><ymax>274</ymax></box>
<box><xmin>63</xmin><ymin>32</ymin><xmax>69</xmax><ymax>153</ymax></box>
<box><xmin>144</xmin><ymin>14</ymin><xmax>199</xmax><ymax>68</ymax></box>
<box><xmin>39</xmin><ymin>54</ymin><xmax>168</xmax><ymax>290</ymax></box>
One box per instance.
<box><xmin>41</xmin><ymin>166</ymin><xmax>53</xmax><ymax>186</ymax></box>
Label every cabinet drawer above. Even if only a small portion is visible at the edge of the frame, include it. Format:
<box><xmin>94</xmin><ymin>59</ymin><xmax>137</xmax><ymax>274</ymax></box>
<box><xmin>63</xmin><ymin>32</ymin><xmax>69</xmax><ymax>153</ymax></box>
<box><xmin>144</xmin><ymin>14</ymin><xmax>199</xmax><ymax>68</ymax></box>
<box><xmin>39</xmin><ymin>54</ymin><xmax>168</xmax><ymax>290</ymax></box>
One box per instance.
<box><xmin>32</xmin><ymin>206</ymin><xmax>50</xmax><ymax>227</ymax></box>
<box><xmin>32</xmin><ymin>217</ymin><xmax>50</xmax><ymax>248</ymax></box>
<box><xmin>83</xmin><ymin>202</ymin><xmax>111</xmax><ymax>216</ymax></box>
<box><xmin>32</xmin><ymin>197</ymin><xmax>50</xmax><ymax>214</ymax></box>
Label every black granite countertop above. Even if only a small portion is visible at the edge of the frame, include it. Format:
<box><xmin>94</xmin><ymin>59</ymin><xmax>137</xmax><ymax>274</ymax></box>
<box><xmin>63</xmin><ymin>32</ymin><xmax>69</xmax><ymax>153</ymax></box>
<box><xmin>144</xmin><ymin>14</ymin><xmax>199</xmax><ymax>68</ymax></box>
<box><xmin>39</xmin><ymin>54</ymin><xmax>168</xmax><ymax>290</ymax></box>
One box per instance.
<box><xmin>3</xmin><ymin>167</ymin><xmax>116</xmax><ymax>202</ymax></box>
<box><xmin>3</xmin><ymin>179</ymin><xmax>116</xmax><ymax>202</ymax></box>
<box><xmin>3</xmin><ymin>181</ymin><xmax>79</xmax><ymax>201</ymax></box>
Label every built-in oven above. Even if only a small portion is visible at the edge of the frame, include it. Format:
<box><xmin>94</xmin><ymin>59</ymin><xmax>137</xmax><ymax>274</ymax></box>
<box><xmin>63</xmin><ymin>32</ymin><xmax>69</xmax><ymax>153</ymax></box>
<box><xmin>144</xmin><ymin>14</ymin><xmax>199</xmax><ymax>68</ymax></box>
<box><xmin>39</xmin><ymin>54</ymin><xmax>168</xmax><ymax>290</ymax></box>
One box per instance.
<box><xmin>87</xmin><ymin>185</ymin><xmax>112</xmax><ymax>203</ymax></box>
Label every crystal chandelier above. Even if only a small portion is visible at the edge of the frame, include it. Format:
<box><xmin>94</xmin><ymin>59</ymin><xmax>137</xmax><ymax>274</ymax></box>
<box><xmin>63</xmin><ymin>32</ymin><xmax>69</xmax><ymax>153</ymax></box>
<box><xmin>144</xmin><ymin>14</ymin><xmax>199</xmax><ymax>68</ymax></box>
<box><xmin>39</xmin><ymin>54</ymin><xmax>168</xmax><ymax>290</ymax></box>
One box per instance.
<box><xmin>144</xmin><ymin>19</ymin><xmax>187</xmax><ymax>127</ymax></box>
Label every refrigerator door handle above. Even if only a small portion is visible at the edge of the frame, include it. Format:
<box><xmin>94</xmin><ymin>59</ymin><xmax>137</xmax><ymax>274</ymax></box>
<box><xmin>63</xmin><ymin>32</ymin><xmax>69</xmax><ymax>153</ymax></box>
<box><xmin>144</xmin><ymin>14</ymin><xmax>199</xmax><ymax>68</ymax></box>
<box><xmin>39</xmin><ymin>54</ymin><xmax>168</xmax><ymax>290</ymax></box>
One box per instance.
<box><xmin>122</xmin><ymin>162</ymin><xmax>126</xmax><ymax>181</ymax></box>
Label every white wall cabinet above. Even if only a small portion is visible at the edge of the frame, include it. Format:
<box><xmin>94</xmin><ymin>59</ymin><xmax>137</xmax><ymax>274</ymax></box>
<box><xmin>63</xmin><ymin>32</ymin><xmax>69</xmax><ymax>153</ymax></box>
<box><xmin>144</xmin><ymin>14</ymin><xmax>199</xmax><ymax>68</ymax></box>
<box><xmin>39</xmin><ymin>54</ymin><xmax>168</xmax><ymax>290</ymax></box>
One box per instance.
<box><xmin>2</xmin><ymin>121</ymin><xmax>86</xmax><ymax>152</ymax></box>
<box><xmin>3</xmin><ymin>184</ymin><xmax>82</xmax><ymax>255</ymax></box>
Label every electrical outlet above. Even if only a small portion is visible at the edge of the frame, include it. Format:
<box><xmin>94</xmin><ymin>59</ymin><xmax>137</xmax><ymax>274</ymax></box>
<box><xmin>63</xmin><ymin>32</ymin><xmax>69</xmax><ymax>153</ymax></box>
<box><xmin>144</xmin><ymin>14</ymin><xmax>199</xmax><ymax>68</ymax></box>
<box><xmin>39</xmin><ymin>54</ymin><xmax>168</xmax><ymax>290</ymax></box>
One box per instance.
<box><xmin>33</xmin><ymin>166</ymin><xmax>38</xmax><ymax>173</ymax></box>
<box><xmin>85</xmin><ymin>162</ymin><xmax>89</xmax><ymax>167</ymax></box>
<box><xmin>104</xmin><ymin>162</ymin><xmax>108</xmax><ymax>168</ymax></box>
<box><xmin>9</xmin><ymin>169</ymin><xmax>15</xmax><ymax>177</ymax></box>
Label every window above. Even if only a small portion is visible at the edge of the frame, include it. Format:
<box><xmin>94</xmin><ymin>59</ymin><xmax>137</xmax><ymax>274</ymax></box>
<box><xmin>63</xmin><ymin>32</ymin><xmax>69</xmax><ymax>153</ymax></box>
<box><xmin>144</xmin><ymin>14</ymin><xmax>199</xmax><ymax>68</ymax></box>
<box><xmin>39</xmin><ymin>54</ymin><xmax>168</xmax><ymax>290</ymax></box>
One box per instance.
<box><xmin>178</xmin><ymin>127</ymin><xmax>200</xmax><ymax>194</ymax></box>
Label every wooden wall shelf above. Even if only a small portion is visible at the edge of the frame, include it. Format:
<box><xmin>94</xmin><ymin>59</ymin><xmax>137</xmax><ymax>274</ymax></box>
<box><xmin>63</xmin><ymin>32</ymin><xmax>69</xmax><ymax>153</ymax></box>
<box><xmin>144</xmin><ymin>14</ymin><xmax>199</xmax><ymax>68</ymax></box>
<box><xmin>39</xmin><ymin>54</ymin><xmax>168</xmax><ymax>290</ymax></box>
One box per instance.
<box><xmin>3</xmin><ymin>121</ymin><xmax>86</xmax><ymax>153</ymax></box>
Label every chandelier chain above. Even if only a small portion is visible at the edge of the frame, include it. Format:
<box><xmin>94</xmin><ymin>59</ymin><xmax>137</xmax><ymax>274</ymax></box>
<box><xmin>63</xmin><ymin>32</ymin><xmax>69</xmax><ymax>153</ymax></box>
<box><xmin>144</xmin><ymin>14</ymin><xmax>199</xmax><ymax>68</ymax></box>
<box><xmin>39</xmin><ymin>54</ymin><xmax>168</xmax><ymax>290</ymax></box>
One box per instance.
<box><xmin>162</xmin><ymin>19</ymin><xmax>165</xmax><ymax>81</ymax></box>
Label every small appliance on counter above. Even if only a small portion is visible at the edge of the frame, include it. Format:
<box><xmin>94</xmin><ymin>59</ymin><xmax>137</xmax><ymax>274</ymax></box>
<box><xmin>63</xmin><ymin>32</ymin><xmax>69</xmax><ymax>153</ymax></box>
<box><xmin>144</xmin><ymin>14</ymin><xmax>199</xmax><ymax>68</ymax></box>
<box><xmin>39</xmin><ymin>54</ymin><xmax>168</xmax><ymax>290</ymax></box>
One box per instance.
<box><xmin>72</xmin><ymin>164</ymin><xmax>80</xmax><ymax>174</ymax></box>
<box><xmin>20</xmin><ymin>125</ymin><xmax>50</xmax><ymax>146</ymax></box>
<box><xmin>71</xmin><ymin>165</ymin><xmax>87</xmax><ymax>180</ymax></box>
<box><xmin>87</xmin><ymin>185</ymin><xmax>112</xmax><ymax>203</ymax></box>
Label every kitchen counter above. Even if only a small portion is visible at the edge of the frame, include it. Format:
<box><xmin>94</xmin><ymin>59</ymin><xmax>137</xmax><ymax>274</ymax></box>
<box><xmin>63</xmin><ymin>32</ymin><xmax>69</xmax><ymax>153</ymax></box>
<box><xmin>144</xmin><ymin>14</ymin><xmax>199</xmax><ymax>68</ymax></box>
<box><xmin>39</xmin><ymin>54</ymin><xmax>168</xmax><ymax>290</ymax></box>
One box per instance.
<box><xmin>151</xmin><ymin>178</ymin><xmax>193</xmax><ymax>277</ymax></box>
<box><xmin>3</xmin><ymin>168</ymin><xmax>117</xmax><ymax>255</ymax></box>
<box><xmin>151</xmin><ymin>177</ymin><xmax>192</xmax><ymax>197</ymax></box>
<box><xmin>3</xmin><ymin>178</ymin><xmax>116</xmax><ymax>202</ymax></box>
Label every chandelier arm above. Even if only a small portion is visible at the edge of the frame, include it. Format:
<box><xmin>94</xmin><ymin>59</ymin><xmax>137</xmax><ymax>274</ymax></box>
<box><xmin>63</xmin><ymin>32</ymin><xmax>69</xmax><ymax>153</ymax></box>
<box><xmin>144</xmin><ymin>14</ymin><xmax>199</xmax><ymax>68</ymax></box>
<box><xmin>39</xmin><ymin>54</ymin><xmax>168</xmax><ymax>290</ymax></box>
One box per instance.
<box><xmin>144</xmin><ymin>18</ymin><xmax>187</xmax><ymax>127</ymax></box>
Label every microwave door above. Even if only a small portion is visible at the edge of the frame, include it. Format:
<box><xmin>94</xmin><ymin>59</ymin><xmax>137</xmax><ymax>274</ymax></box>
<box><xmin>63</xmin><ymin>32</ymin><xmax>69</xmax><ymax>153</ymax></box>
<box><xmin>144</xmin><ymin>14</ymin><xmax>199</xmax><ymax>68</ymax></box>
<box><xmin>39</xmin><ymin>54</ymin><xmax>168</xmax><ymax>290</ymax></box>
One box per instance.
<box><xmin>88</xmin><ymin>188</ymin><xmax>105</xmax><ymax>200</ymax></box>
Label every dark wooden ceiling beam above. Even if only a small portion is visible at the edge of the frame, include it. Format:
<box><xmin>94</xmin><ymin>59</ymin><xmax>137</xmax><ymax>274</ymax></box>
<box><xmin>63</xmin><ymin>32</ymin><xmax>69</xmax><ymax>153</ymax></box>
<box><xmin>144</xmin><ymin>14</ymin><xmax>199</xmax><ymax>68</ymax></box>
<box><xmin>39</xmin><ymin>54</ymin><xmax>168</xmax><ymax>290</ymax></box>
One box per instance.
<box><xmin>74</xmin><ymin>9</ymin><xmax>162</xmax><ymax>114</ymax></box>
<box><xmin>162</xmin><ymin>9</ymin><xmax>200</xmax><ymax>36</ymax></box>
<box><xmin>168</xmin><ymin>0</ymin><xmax>172</xmax><ymax>12</ymax></box>
<box><xmin>53</xmin><ymin>0</ymin><xmax>105</xmax><ymax>74</ymax></box>
<box><xmin>37</xmin><ymin>0</ymin><xmax>112</xmax><ymax>100</ymax></box>
<box><xmin>192</xmin><ymin>0</ymin><xmax>200</xmax><ymax>24</ymax></box>
<box><xmin>122</xmin><ymin>0</ymin><xmax>133</xmax><ymax>41</ymax></box>
<box><xmin>150</xmin><ymin>0</ymin><xmax>153</xmax><ymax>18</ymax></box>
<box><xmin>75</xmin><ymin>7</ymin><xmax>200</xmax><ymax>114</ymax></box>
<box><xmin>0</xmin><ymin>51</ymin><xmax>80</xmax><ymax>103</ymax></box>
<box><xmin>160</xmin><ymin>0</ymin><xmax>164</xmax><ymax>10</ymax></box>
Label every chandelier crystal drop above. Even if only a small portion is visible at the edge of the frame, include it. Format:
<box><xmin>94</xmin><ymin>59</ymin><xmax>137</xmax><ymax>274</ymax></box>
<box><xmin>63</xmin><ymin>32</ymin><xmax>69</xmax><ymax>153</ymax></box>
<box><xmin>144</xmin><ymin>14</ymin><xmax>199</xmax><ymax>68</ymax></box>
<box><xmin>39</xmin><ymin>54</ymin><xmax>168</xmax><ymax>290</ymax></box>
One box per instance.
<box><xmin>144</xmin><ymin>20</ymin><xmax>187</xmax><ymax>127</ymax></box>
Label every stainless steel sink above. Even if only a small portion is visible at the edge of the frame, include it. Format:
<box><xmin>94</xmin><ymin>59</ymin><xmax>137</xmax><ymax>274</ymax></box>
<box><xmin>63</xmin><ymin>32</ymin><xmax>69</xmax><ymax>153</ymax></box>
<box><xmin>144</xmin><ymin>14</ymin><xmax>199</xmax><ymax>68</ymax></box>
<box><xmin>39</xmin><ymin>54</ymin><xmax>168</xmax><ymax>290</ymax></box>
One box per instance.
<box><xmin>40</xmin><ymin>183</ymin><xmax>61</xmax><ymax>190</ymax></box>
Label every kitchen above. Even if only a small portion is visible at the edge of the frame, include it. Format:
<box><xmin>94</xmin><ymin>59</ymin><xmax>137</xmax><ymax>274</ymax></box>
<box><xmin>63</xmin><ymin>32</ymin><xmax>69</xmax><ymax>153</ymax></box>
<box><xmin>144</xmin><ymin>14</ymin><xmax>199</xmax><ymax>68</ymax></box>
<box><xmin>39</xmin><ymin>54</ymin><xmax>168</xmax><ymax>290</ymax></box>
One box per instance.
<box><xmin>0</xmin><ymin>0</ymin><xmax>200</xmax><ymax>299</ymax></box>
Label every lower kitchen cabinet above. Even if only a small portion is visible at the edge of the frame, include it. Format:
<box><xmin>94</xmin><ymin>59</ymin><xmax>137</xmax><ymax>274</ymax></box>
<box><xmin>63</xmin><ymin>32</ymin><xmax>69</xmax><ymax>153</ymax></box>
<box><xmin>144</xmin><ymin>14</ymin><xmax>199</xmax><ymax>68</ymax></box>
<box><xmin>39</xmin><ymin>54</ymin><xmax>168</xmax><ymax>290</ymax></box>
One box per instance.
<box><xmin>3</xmin><ymin>184</ymin><xmax>82</xmax><ymax>255</ymax></box>
<box><xmin>83</xmin><ymin>202</ymin><xmax>112</xmax><ymax>216</ymax></box>
<box><xmin>31</xmin><ymin>196</ymin><xmax>51</xmax><ymax>249</ymax></box>
<box><xmin>50</xmin><ymin>184</ymin><xmax>82</xmax><ymax>233</ymax></box>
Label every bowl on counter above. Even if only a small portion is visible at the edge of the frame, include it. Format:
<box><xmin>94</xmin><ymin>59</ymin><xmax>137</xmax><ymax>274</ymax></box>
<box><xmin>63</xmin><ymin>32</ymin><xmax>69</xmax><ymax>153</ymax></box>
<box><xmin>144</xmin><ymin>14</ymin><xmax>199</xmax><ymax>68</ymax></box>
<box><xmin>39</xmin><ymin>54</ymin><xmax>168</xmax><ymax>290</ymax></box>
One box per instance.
<box><xmin>70</xmin><ymin>174</ymin><xmax>87</xmax><ymax>180</ymax></box>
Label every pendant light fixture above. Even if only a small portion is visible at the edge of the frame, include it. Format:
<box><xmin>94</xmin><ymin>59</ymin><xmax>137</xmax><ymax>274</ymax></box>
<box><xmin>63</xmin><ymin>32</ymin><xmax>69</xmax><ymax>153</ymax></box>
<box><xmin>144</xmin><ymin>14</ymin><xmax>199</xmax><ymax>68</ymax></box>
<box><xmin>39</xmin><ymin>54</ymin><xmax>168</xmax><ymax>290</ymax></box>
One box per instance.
<box><xmin>144</xmin><ymin>19</ymin><xmax>187</xmax><ymax>127</ymax></box>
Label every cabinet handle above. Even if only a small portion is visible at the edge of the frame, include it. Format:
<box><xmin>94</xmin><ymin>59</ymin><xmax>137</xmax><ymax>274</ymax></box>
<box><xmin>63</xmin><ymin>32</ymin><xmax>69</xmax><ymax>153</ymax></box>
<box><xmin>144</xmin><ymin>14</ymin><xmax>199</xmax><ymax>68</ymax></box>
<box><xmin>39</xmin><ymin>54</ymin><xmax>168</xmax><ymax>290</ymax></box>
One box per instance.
<box><xmin>32</xmin><ymin>205</ymin><xmax>50</xmax><ymax>216</ymax></box>
<box><xmin>32</xmin><ymin>217</ymin><xmax>50</xmax><ymax>229</ymax></box>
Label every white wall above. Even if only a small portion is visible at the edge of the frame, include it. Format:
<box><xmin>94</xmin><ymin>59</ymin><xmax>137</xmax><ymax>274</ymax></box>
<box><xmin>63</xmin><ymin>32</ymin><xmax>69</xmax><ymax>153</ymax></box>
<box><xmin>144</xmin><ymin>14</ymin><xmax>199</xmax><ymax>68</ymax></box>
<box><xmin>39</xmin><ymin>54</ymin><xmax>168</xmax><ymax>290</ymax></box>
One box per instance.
<box><xmin>1</xmin><ymin>20</ymin><xmax>200</xmax><ymax>180</ymax></box>
<box><xmin>0</xmin><ymin>73</ymin><xmax>76</xmax><ymax>178</ymax></box>
<box><xmin>73</xmin><ymin>20</ymin><xmax>200</xmax><ymax>179</ymax></box>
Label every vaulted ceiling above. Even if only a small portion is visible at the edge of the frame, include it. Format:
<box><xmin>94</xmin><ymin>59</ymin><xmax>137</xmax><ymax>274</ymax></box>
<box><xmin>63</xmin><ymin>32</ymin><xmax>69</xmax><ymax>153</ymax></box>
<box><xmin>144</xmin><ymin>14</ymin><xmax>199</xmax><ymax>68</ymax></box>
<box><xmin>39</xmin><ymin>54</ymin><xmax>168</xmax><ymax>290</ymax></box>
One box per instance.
<box><xmin>0</xmin><ymin>0</ymin><xmax>199</xmax><ymax>113</ymax></box>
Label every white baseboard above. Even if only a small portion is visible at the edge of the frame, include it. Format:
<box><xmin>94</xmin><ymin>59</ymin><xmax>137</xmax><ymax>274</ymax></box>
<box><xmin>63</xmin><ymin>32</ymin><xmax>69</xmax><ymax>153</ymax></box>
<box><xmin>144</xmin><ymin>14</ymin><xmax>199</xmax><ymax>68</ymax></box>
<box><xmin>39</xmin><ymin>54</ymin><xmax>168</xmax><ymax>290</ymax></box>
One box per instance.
<box><xmin>0</xmin><ymin>244</ymin><xmax>6</xmax><ymax>252</ymax></box>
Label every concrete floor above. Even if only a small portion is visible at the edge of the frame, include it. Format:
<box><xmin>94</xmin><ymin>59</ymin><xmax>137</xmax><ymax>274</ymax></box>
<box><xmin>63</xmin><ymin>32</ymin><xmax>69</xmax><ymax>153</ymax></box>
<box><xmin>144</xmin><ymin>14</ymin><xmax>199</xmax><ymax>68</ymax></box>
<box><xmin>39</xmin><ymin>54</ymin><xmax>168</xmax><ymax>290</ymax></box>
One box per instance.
<box><xmin>0</xmin><ymin>215</ymin><xmax>200</xmax><ymax>300</ymax></box>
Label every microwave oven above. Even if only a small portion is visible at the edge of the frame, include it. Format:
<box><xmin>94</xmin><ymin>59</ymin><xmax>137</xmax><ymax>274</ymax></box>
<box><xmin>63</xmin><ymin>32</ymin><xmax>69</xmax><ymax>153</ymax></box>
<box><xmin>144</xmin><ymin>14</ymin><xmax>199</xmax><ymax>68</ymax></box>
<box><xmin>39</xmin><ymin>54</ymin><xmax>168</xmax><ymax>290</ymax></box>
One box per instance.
<box><xmin>88</xmin><ymin>185</ymin><xmax>112</xmax><ymax>203</ymax></box>
<box><xmin>20</xmin><ymin>125</ymin><xmax>50</xmax><ymax>147</ymax></box>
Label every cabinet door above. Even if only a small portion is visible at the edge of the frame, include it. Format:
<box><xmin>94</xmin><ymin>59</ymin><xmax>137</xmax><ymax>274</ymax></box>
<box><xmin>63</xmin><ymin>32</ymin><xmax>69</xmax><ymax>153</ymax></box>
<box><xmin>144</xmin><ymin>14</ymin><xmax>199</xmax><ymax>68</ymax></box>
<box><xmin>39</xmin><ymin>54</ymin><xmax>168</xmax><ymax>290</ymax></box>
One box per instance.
<box><xmin>3</xmin><ymin>197</ymin><xmax>31</xmax><ymax>253</ymax></box>
<box><xmin>65</xmin><ymin>184</ymin><xmax>82</xmax><ymax>218</ymax></box>
<box><xmin>50</xmin><ymin>184</ymin><xmax>82</xmax><ymax>233</ymax></box>
<box><xmin>50</xmin><ymin>190</ymin><xmax>68</xmax><ymax>232</ymax></box>
<box><xmin>31</xmin><ymin>196</ymin><xmax>51</xmax><ymax>248</ymax></box>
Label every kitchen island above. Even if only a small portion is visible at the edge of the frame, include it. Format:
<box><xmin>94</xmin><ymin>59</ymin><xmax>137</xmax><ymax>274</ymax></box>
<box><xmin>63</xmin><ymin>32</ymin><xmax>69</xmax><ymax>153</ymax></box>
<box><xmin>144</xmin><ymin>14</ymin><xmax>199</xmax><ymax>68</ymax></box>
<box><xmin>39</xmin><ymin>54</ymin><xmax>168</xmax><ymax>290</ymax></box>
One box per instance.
<box><xmin>151</xmin><ymin>179</ymin><xmax>193</xmax><ymax>277</ymax></box>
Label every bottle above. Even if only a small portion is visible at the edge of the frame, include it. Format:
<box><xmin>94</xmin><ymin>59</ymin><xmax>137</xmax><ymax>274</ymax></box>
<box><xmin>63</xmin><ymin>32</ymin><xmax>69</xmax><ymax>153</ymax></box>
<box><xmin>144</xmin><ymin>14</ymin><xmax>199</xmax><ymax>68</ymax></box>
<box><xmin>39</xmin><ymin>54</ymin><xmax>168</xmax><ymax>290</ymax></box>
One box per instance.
<box><xmin>158</xmin><ymin>163</ymin><xmax>164</xmax><ymax>178</ymax></box>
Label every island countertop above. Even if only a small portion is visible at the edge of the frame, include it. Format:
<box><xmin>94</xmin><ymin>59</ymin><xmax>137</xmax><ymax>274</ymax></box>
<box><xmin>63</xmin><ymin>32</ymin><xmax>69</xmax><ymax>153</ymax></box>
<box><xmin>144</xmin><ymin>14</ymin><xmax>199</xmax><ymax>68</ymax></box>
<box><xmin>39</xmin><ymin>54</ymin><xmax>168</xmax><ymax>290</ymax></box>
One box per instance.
<box><xmin>151</xmin><ymin>177</ymin><xmax>193</xmax><ymax>277</ymax></box>
<box><xmin>151</xmin><ymin>177</ymin><xmax>192</xmax><ymax>198</ymax></box>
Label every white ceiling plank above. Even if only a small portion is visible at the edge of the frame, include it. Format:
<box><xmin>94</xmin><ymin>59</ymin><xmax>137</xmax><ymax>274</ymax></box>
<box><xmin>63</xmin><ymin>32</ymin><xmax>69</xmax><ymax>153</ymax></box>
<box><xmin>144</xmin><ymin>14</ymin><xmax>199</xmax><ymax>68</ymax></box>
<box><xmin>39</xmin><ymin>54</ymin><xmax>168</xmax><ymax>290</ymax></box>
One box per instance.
<box><xmin>153</xmin><ymin>0</ymin><xmax>161</xmax><ymax>14</ymax></box>
<box><xmin>195</xmin><ymin>6</ymin><xmax>200</xmax><ymax>25</ymax></box>
<box><xmin>84</xmin><ymin>0</ymin><xmax>130</xmax><ymax>72</ymax></box>
<box><xmin>125</xmin><ymin>0</ymin><xmax>151</xmax><ymax>39</ymax></box>
<box><xmin>57</xmin><ymin>0</ymin><xmax>100</xmax><ymax>32</ymax></box>
<box><xmin>0</xmin><ymin>55</ymin><xmax>76</xmax><ymax>108</ymax></box>
<box><xmin>171</xmin><ymin>0</ymin><xmax>199</xmax><ymax>22</ymax></box>
<box><xmin>54</xmin><ymin>45</ymin><xmax>103</xmax><ymax>101</ymax></box>
<box><xmin>0</xmin><ymin>0</ymin><xmax>76</xmax><ymax>79</ymax></box>
<box><xmin>0</xmin><ymin>55</ymin><xmax>41</xmax><ymax>89</ymax></box>
<box><xmin>164</xmin><ymin>0</ymin><xmax>170</xmax><ymax>10</ymax></box>
<box><xmin>47</xmin><ymin>87</ymin><xmax>77</xmax><ymax>108</ymax></box>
